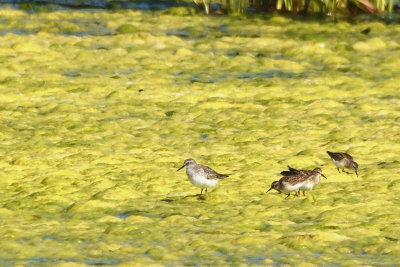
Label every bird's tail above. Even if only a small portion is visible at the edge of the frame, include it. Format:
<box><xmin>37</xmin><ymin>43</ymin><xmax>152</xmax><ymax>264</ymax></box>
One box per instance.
<box><xmin>280</xmin><ymin>165</ymin><xmax>299</xmax><ymax>176</ymax></box>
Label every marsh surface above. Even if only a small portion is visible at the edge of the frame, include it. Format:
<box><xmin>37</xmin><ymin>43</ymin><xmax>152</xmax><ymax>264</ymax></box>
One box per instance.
<box><xmin>0</xmin><ymin>8</ymin><xmax>399</xmax><ymax>266</ymax></box>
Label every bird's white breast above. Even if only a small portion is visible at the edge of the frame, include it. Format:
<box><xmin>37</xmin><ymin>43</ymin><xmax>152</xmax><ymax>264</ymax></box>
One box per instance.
<box><xmin>332</xmin><ymin>158</ymin><xmax>345</xmax><ymax>168</ymax></box>
<box><xmin>186</xmin><ymin>168</ymin><xmax>218</xmax><ymax>188</ymax></box>
<box><xmin>301</xmin><ymin>176</ymin><xmax>319</xmax><ymax>191</ymax></box>
<box><xmin>281</xmin><ymin>180</ymin><xmax>305</xmax><ymax>193</ymax></box>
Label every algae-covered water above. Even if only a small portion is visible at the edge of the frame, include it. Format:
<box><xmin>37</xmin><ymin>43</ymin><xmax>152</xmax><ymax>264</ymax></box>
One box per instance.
<box><xmin>0</xmin><ymin>7</ymin><xmax>400</xmax><ymax>266</ymax></box>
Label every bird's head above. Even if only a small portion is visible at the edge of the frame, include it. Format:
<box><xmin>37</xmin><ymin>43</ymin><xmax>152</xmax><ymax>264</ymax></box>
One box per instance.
<box><xmin>177</xmin><ymin>158</ymin><xmax>196</xmax><ymax>171</ymax></box>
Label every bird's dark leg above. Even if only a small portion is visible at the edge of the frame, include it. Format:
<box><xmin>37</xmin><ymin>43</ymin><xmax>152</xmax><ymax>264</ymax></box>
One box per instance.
<box><xmin>337</xmin><ymin>168</ymin><xmax>340</xmax><ymax>173</ymax></box>
<box><xmin>285</xmin><ymin>193</ymin><xmax>291</xmax><ymax>199</ymax></box>
<box><xmin>302</xmin><ymin>190</ymin><xmax>306</xmax><ymax>196</ymax></box>
<box><xmin>198</xmin><ymin>188</ymin><xmax>205</xmax><ymax>200</ymax></box>
<box><xmin>198</xmin><ymin>188</ymin><xmax>207</xmax><ymax>200</ymax></box>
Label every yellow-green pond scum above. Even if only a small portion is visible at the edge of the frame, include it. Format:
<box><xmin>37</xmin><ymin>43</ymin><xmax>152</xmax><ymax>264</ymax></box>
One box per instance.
<box><xmin>0</xmin><ymin>7</ymin><xmax>400</xmax><ymax>266</ymax></box>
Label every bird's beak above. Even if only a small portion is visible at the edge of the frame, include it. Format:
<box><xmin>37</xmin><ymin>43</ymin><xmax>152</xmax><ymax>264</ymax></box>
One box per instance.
<box><xmin>177</xmin><ymin>164</ymin><xmax>185</xmax><ymax>172</ymax></box>
<box><xmin>355</xmin><ymin>170</ymin><xmax>358</xmax><ymax>177</ymax></box>
<box><xmin>322</xmin><ymin>174</ymin><xmax>327</xmax><ymax>179</ymax></box>
<box><xmin>266</xmin><ymin>187</ymin><xmax>273</xmax><ymax>193</ymax></box>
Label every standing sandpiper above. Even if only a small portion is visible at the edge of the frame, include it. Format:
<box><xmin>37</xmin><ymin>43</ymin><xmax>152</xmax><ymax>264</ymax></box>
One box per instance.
<box><xmin>327</xmin><ymin>151</ymin><xmax>358</xmax><ymax>177</ymax></box>
<box><xmin>280</xmin><ymin>166</ymin><xmax>327</xmax><ymax>196</ymax></box>
<box><xmin>177</xmin><ymin>159</ymin><xmax>228</xmax><ymax>199</ymax></box>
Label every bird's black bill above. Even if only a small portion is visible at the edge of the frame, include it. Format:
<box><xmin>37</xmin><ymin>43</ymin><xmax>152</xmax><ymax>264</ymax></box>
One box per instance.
<box><xmin>266</xmin><ymin>187</ymin><xmax>273</xmax><ymax>193</ymax></box>
<box><xmin>322</xmin><ymin>174</ymin><xmax>327</xmax><ymax>179</ymax></box>
<box><xmin>355</xmin><ymin>170</ymin><xmax>358</xmax><ymax>177</ymax></box>
<box><xmin>176</xmin><ymin>165</ymin><xmax>185</xmax><ymax>172</ymax></box>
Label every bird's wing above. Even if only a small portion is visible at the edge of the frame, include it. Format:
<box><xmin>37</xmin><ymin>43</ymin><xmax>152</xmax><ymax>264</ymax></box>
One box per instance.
<box><xmin>343</xmin><ymin>153</ymin><xmax>354</xmax><ymax>160</ymax></box>
<box><xmin>327</xmin><ymin>151</ymin><xmax>350</xmax><ymax>161</ymax></box>
<box><xmin>201</xmin><ymin>165</ymin><xmax>229</xmax><ymax>180</ymax></box>
<box><xmin>281</xmin><ymin>174</ymin><xmax>309</xmax><ymax>185</ymax></box>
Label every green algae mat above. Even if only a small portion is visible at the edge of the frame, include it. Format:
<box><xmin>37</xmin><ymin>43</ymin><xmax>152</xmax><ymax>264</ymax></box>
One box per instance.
<box><xmin>0</xmin><ymin>8</ymin><xmax>400</xmax><ymax>266</ymax></box>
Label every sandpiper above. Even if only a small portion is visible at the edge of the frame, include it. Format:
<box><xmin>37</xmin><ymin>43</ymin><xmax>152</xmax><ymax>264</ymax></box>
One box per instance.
<box><xmin>327</xmin><ymin>151</ymin><xmax>358</xmax><ymax>177</ymax></box>
<box><xmin>280</xmin><ymin>166</ymin><xmax>327</xmax><ymax>196</ymax></box>
<box><xmin>177</xmin><ymin>158</ymin><xmax>228</xmax><ymax>199</ymax></box>
<box><xmin>267</xmin><ymin>175</ymin><xmax>306</xmax><ymax>199</ymax></box>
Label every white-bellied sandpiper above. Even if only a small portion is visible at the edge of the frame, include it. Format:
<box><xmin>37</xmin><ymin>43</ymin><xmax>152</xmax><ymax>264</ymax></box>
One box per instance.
<box><xmin>269</xmin><ymin>167</ymin><xmax>326</xmax><ymax>198</ymax></box>
<box><xmin>177</xmin><ymin>158</ymin><xmax>228</xmax><ymax>199</ymax></box>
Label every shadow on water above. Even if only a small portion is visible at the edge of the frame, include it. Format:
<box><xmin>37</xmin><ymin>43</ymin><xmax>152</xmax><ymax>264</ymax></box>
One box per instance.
<box><xmin>161</xmin><ymin>194</ymin><xmax>204</xmax><ymax>202</ymax></box>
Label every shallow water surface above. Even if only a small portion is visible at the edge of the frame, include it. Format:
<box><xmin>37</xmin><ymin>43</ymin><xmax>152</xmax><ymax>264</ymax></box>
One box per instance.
<box><xmin>0</xmin><ymin>8</ymin><xmax>399</xmax><ymax>266</ymax></box>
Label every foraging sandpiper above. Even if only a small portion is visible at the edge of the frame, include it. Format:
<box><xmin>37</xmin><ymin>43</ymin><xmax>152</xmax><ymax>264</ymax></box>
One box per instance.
<box><xmin>281</xmin><ymin>166</ymin><xmax>327</xmax><ymax>196</ymax></box>
<box><xmin>269</xmin><ymin>167</ymin><xmax>326</xmax><ymax>198</ymax></box>
<box><xmin>177</xmin><ymin>159</ymin><xmax>228</xmax><ymax>199</ymax></box>
<box><xmin>267</xmin><ymin>176</ymin><xmax>306</xmax><ymax>199</ymax></box>
<box><xmin>327</xmin><ymin>151</ymin><xmax>358</xmax><ymax>177</ymax></box>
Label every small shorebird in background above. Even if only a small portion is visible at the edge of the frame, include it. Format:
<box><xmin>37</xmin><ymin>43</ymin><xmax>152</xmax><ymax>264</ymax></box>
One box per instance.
<box><xmin>268</xmin><ymin>167</ymin><xmax>326</xmax><ymax>198</ymax></box>
<box><xmin>327</xmin><ymin>151</ymin><xmax>359</xmax><ymax>177</ymax></box>
<box><xmin>280</xmin><ymin>166</ymin><xmax>327</xmax><ymax>196</ymax></box>
<box><xmin>177</xmin><ymin>158</ymin><xmax>228</xmax><ymax>199</ymax></box>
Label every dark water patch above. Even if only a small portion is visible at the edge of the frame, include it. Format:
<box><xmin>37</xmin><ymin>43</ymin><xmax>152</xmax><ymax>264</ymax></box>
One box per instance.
<box><xmin>0</xmin><ymin>0</ymin><xmax>192</xmax><ymax>10</ymax></box>
<box><xmin>62</xmin><ymin>30</ymin><xmax>112</xmax><ymax>36</ymax></box>
<box><xmin>115</xmin><ymin>212</ymin><xmax>131</xmax><ymax>219</ymax></box>
<box><xmin>160</xmin><ymin>198</ymin><xmax>174</xmax><ymax>203</ymax></box>
<box><xmin>236</xmin><ymin>70</ymin><xmax>305</xmax><ymax>79</ymax></box>
<box><xmin>177</xmin><ymin>69</ymin><xmax>304</xmax><ymax>84</ymax></box>
<box><xmin>0</xmin><ymin>257</ymin><xmax>14</xmax><ymax>267</ymax></box>
<box><xmin>42</xmin><ymin>234</ymin><xmax>58</xmax><ymax>240</ymax></box>
<box><xmin>114</xmin><ymin>209</ymin><xmax>147</xmax><ymax>219</ymax></box>
<box><xmin>255</xmin><ymin>53</ymin><xmax>285</xmax><ymax>59</ymax></box>
<box><xmin>190</xmin><ymin>77</ymin><xmax>218</xmax><ymax>83</ymax></box>
<box><xmin>166</xmin><ymin>30</ymin><xmax>190</xmax><ymax>38</ymax></box>
<box><xmin>0</xmin><ymin>29</ymin><xmax>37</xmax><ymax>36</ymax></box>
<box><xmin>245</xmin><ymin>255</ymin><xmax>267</xmax><ymax>265</ymax></box>
<box><xmin>27</xmin><ymin>257</ymin><xmax>64</xmax><ymax>265</ymax></box>
<box><xmin>85</xmin><ymin>258</ymin><xmax>120</xmax><ymax>265</ymax></box>
<box><xmin>300</xmin><ymin>33</ymin><xmax>330</xmax><ymax>41</ymax></box>
<box><xmin>27</xmin><ymin>258</ymin><xmax>49</xmax><ymax>264</ymax></box>
<box><xmin>200</xmin><ymin>134</ymin><xmax>208</xmax><ymax>140</ymax></box>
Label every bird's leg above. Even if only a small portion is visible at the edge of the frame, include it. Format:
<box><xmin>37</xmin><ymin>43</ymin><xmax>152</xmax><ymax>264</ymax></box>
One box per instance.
<box><xmin>302</xmin><ymin>190</ymin><xmax>306</xmax><ymax>196</ymax></box>
<box><xmin>198</xmin><ymin>188</ymin><xmax>206</xmax><ymax>200</ymax></box>
<box><xmin>285</xmin><ymin>193</ymin><xmax>291</xmax><ymax>199</ymax></box>
<box><xmin>198</xmin><ymin>188</ymin><xmax>207</xmax><ymax>200</ymax></box>
<box><xmin>336</xmin><ymin>168</ymin><xmax>340</xmax><ymax>173</ymax></box>
<box><xmin>343</xmin><ymin>169</ymin><xmax>352</xmax><ymax>174</ymax></box>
